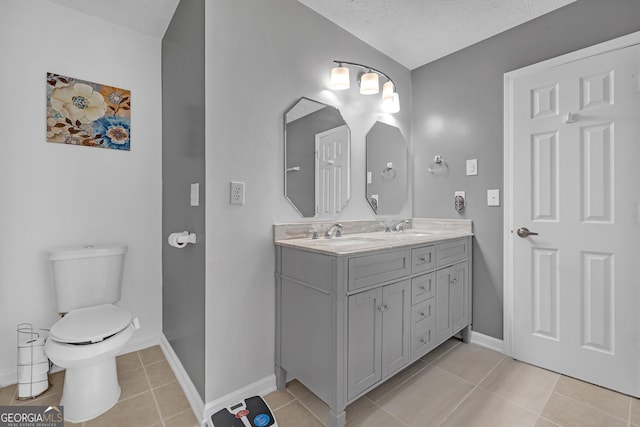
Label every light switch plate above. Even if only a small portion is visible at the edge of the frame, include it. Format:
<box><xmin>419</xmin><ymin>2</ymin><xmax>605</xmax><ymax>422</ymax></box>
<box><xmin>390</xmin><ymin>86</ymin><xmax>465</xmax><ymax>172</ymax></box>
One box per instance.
<box><xmin>487</xmin><ymin>189</ymin><xmax>500</xmax><ymax>206</ymax></box>
<box><xmin>466</xmin><ymin>159</ymin><xmax>478</xmax><ymax>176</ymax></box>
<box><xmin>190</xmin><ymin>183</ymin><xmax>199</xmax><ymax>207</ymax></box>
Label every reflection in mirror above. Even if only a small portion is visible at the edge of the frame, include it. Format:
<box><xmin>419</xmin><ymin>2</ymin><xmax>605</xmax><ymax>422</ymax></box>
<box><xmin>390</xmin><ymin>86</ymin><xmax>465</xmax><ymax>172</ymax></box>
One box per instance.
<box><xmin>366</xmin><ymin>122</ymin><xmax>408</xmax><ymax>215</ymax></box>
<box><xmin>285</xmin><ymin>97</ymin><xmax>351</xmax><ymax>217</ymax></box>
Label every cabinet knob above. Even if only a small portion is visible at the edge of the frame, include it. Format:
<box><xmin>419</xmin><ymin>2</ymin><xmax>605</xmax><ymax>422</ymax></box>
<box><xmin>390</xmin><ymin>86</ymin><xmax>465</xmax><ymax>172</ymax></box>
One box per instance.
<box><xmin>419</xmin><ymin>257</ymin><xmax>426</xmax><ymax>262</ymax></box>
<box><xmin>383</xmin><ymin>304</ymin><xmax>389</xmax><ymax>311</ymax></box>
<box><xmin>419</xmin><ymin>286</ymin><xmax>426</xmax><ymax>291</ymax></box>
<box><xmin>420</xmin><ymin>338</ymin><xmax>426</xmax><ymax>344</ymax></box>
<box><xmin>451</xmin><ymin>277</ymin><xmax>458</xmax><ymax>284</ymax></box>
<box><xmin>419</xmin><ymin>311</ymin><xmax>425</xmax><ymax>317</ymax></box>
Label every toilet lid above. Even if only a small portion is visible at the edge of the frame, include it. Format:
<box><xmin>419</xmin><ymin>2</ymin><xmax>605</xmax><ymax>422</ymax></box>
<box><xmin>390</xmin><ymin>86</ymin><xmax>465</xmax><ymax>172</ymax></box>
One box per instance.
<box><xmin>50</xmin><ymin>304</ymin><xmax>132</xmax><ymax>344</ymax></box>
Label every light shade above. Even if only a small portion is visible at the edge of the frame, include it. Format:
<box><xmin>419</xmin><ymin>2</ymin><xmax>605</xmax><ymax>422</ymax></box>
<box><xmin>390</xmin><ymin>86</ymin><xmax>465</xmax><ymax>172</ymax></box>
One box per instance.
<box><xmin>382</xmin><ymin>80</ymin><xmax>395</xmax><ymax>102</ymax></box>
<box><xmin>359</xmin><ymin>71</ymin><xmax>379</xmax><ymax>95</ymax></box>
<box><xmin>330</xmin><ymin>66</ymin><xmax>350</xmax><ymax>90</ymax></box>
<box><xmin>382</xmin><ymin>92</ymin><xmax>400</xmax><ymax>113</ymax></box>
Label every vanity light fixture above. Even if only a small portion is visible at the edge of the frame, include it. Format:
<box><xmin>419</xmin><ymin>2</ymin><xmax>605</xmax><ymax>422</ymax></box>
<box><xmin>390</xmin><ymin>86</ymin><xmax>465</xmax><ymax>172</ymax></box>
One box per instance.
<box><xmin>329</xmin><ymin>60</ymin><xmax>400</xmax><ymax>113</ymax></box>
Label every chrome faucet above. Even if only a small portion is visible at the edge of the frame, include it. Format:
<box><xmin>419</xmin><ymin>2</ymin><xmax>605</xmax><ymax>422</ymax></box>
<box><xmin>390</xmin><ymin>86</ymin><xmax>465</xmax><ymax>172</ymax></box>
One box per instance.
<box><xmin>325</xmin><ymin>223</ymin><xmax>344</xmax><ymax>238</ymax></box>
<box><xmin>390</xmin><ymin>219</ymin><xmax>410</xmax><ymax>232</ymax></box>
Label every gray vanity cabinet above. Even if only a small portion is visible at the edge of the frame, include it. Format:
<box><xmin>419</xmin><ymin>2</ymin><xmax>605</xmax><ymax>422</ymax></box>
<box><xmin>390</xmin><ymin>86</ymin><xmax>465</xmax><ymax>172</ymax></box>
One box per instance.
<box><xmin>347</xmin><ymin>279</ymin><xmax>410</xmax><ymax>400</ymax></box>
<box><xmin>275</xmin><ymin>236</ymin><xmax>471</xmax><ymax>427</ymax></box>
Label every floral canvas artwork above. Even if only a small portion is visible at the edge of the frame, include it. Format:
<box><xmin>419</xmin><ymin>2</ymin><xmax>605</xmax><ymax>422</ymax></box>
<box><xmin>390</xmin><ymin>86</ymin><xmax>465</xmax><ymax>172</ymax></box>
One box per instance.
<box><xmin>46</xmin><ymin>72</ymin><xmax>131</xmax><ymax>151</ymax></box>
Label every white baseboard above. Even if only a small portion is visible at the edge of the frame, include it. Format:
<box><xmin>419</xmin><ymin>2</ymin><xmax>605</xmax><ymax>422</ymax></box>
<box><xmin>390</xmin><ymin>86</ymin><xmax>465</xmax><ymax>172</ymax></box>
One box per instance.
<box><xmin>203</xmin><ymin>374</ymin><xmax>276</xmax><ymax>426</ymax></box>
<box><xmin>160</xmin><ymin>334</ymin><xmax>205</xmax><ymax>424</ymax></box>
<box><xmin>470</xmin><ymin>331</ymin><xmax>504</xmax><ymax>353</ymax></box>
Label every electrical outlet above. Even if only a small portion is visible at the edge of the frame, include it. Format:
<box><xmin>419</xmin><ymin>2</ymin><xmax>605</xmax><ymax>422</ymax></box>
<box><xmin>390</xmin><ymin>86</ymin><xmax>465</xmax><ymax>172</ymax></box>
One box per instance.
<box><xmin>230</xmin><ymin>181</ymin><xmax>245</xmax><ymax>205</ymax></box>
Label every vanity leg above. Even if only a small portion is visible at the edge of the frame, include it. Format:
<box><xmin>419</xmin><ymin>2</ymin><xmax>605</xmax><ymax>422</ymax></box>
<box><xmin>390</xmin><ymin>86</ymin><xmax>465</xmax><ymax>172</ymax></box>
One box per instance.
<box><xmin>329</xmin><ymin>408</ymin><xmax>346</xmax><ymax>427</ymax></box>
<box><xmin>275</xmin><ymin>364</ymin><xmax>287</xmax><ymax>391</ymax></box>
<box><xmin>461</xmin><ymin>325</ymin><xmax>471</xmax><ymax>344</ymax></box>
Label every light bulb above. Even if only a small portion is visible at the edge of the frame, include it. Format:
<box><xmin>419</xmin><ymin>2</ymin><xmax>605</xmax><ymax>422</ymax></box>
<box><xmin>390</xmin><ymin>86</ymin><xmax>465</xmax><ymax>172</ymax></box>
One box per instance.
<box><xmin>382</xmin><ymin>80</ymin><xmax>395</xmax><ymax>102</ymax></box>
<box><xmin>359</xmin><ymin>71</ymin><xmax>379</xmax><ymax>95</ymax></box>
<box><xmin>382</xmin><ymin>92</ymin><xmax>400</xmax><ymax>113</ymax></box>
<box><xmin>330</xmin><ymin>65</ymin><xmax>350</xmax><ymax>90</ymax></box>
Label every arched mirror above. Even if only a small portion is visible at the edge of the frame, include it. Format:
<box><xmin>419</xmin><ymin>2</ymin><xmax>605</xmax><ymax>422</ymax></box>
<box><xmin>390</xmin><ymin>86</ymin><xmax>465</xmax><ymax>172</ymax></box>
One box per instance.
<box><xmin>366</xmin><ymin>121</ymin><xmax>408</xmax><ymax>214</ymax></box>
<box><xmin>285</xmin><ymin>97</ymin><xmax>351</xmax><ymax>217</ymax></box>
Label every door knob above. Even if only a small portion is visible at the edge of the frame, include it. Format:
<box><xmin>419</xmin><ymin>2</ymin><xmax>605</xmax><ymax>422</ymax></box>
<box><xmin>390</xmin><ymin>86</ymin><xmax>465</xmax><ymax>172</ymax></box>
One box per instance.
<box><xmin>516</xmin><ymin>227</ymin><xmax>539</xmax><ymax>238</ymax></box>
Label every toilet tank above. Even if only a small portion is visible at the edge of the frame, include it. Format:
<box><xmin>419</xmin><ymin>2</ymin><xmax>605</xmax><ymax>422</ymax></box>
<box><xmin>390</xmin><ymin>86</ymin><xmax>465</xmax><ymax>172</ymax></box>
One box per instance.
<box><xmin>47</xmin><ymin>243</ymin><xmax>128</xmax><ymax>313</ymax></box>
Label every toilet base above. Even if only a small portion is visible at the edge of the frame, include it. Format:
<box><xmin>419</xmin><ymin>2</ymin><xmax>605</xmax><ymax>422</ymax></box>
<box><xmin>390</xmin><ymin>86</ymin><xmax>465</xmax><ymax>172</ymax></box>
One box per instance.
<box><xmin>61</xmin><ymin>357</ymin><xmax>121</xmax><ymax>423</ymax></box>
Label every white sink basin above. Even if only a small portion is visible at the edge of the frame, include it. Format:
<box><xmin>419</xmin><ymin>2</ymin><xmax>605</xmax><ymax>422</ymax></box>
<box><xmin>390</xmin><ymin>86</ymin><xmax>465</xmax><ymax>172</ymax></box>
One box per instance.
<box><xmin>314</xmin><ymin>236</ymin><xmax>385</xmax><ymax>246</ymax></box>
<box><xmin>397</xmin><ymin>230</ymin><xmax>440</xmax><ymax>237</ymax></box>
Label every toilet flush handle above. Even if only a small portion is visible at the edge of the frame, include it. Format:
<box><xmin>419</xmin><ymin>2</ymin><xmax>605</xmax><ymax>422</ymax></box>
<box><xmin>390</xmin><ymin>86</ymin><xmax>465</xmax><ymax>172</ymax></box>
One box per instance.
<box><xmin>131</xmin><ymin>317</ymin><xmax>141</xmax><ymax>330</ymax></box>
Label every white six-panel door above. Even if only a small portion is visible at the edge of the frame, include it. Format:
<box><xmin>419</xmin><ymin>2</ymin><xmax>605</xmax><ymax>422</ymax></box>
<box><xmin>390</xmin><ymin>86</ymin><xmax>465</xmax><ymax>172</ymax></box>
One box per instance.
<box><xmin>506</xmin><ymin>39</ymin><xmax>640</xmax><ymax>396</ymax></box>
<box><xmin>315</xmin><ymin>124</ymin><xmax>350</xmax><ymax>216</ymax></box>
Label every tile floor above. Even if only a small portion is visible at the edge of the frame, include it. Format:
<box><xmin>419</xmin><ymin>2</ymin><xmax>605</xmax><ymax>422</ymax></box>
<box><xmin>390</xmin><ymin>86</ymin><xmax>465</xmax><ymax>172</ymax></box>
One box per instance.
<box><xmin>264</xmin><ymin>339</ymin><xmax>640</xmax><ymax>427</ymax></box>
<box><xmin>2</xmin><ymin>339</ymin><xmax>639</xmax><ymax>426</ymax></box>
<box><xmin>0</xmin><ymin>345</ymin><xmax>199</xmax><ymax>427</ymax></box>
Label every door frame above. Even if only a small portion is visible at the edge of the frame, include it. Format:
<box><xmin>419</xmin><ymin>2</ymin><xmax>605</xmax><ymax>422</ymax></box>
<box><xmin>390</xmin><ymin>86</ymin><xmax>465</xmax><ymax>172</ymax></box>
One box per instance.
<box><xmin>503</xmin><ymin>31</ymin><xmax>640</xmax><ymax>357</ymax></box>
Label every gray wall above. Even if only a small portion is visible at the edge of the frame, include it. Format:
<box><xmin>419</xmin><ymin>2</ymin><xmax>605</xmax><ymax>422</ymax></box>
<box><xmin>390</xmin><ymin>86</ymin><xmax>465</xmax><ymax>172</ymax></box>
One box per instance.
<box><xmin>411</xmin><ymin>0</ymin><xmax>640</xmax><ymax>339</ymax></box>
<box><xmin>162</xmin><ymin>0</ymin><xmax>205</xmax><ymax>399</ymax></box>
<box><xmin>205</xmin><ymin>0</ymin><xmax>411</xmax><ymax>402</ymax></box>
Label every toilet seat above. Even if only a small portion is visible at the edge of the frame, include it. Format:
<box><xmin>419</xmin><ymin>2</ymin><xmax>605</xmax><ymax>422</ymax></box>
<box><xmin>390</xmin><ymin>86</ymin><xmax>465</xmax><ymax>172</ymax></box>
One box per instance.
<box><xmin>50</xmin><ymin>304</ymin><xmax>132</xmax><ymax>344</ymax></box>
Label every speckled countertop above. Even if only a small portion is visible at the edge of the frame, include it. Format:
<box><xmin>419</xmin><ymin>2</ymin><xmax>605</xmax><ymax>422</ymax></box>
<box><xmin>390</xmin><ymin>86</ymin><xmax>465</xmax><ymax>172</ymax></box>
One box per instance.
<box><xmin>274</xmin><ymin>218</ymin><xmax>472</xmax><ymax>256</ymax></box>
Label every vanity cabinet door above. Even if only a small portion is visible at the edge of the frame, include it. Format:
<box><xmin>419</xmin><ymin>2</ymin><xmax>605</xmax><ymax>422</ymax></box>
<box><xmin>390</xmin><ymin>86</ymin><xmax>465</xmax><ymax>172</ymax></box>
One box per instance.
<box><xmin>435</xmin><ymin>266</ymin><xmax>453</xmax><ymax>344</ymax></box>
<box><xmin>450</xmin><ymin>262</ymin><xmax>469</xmax><ymax>334</ymax></box>
<box><xmin>381</xmin><ymin>280</ymin><xmax>410</xmax><ymax>378</ymax></box>
<box><xmin>347</xmin><ymin>288</ymin><xmax>382</xmax><ymax>400</ymax></box>
<box><xmin>435</xmin><ymin>261</ymin><xmax>470</xmax><ymax>344</ymax></box>
<box><xmin>347</xmin><ymin>279</ymin><xmax>410</xmax><ymax>400</ymax></box>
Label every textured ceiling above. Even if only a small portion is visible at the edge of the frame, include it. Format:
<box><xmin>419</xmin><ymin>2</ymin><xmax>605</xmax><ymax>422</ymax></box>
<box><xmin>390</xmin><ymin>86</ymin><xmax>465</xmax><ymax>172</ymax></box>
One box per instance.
<box><xmin>297</xmin><ymin>0</ymin><xmax>576</xmax><ymax>70</ymax></box>
<box><xmin>45</xmin><ymin>0</ymin><xmax>575</xmax><ymax>68</ymax></box>
<box><xmin>47</xmin><ymin>0</ymin><xmax>181</xmax><ymax>39</ymax></box>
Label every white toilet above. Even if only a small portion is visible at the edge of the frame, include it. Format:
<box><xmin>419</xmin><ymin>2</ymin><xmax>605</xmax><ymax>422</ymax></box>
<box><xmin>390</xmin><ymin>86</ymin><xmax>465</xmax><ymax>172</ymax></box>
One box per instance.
<box><xmin>44</xmin><ymin>243</ymin><xmax>139</xmax><ymax>423</ymax></box>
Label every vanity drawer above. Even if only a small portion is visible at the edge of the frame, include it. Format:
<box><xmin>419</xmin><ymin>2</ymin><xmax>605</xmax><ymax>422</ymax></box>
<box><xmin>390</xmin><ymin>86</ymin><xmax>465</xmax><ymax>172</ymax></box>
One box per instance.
<box><xmin>412</xmin><ymin>245</ymin><xmax>436</xmax><ymax>274</ymax></box>
<box><xmin>411</xmin><ymin>298</ymin><xmax>434</xmax><ymax>359</ymax></box>
<box><xmin>411</xmin><ymin>298</ymin><xmax>433</xmax><ymax>325</ymax></box>
<box><xmin>411</xmin><ymin>272</ymin><xmax>434</xmax><ymax>305</ymax></box>
<box><xmin>348</xmin><ymin>249</ymin><xmax>411</xmax><ymax>290</ymax></box>
<box><xmin>411</xmin><ymin>312</ymin><xmax>434</xmax><ymax>357</ymax></box>
<box><xmin>437</xmin><ymin>238</ymin><xmax>469</xmax><ymax>267</ymax></box>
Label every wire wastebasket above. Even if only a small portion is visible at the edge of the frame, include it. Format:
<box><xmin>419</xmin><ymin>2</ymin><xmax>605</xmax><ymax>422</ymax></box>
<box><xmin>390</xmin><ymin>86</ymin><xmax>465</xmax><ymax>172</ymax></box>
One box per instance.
<box><xmin>17</xmin><ymin>323</ymin><xmax>50</xmax><ymax>399</ymax></box>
